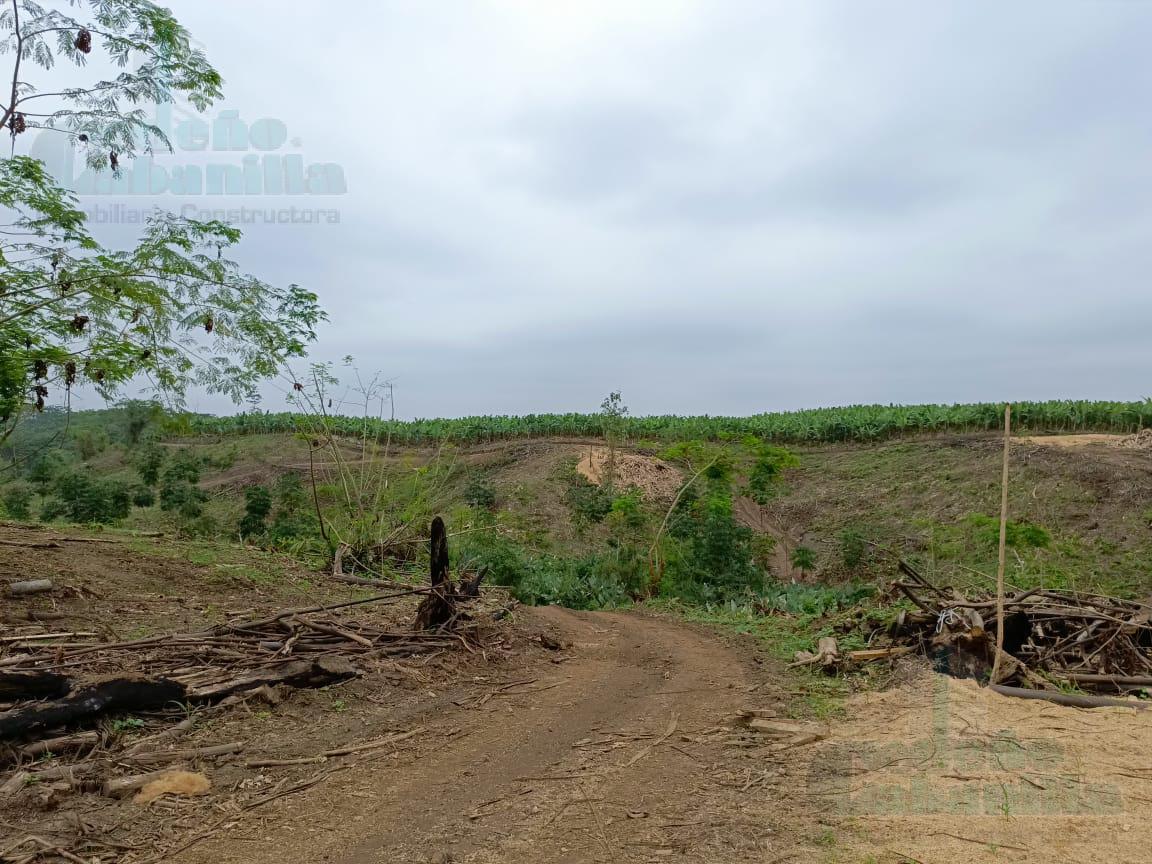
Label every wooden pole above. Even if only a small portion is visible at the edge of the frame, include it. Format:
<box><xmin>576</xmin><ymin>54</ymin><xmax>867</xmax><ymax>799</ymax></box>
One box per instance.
<box><xmin>989</xmin><ymin>403</ymin><xmax>1012</xmax><ymax>685</ymax></box>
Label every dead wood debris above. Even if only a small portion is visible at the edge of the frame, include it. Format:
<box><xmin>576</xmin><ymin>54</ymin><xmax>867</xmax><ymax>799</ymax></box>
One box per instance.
<box><xmin>835</xmin><ymin>558</ymin><xmax>1152</xmax><ymax>706</ymax></box>
<box><xmin>0</xmin><ymin>517</ymin><xmax>500</xmax><ymax>862</ymax></box>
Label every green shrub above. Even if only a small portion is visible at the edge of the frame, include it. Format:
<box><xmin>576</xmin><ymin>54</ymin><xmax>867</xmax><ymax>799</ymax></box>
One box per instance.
<box><xmin>120</xmin><ymin>400</ymin><xmax>163</xmax><ymax>447</ymax></box>
<box><xmin>564</xmin><ymin>474</ymin><xmax>612</xmax><ymax>525</ymax></box>
<box><xmin>459</xmin><ymin>533</ymin><xmax>644</xmax><ymax>609</ymax></box>
<box><xmin>1</xmin><ymin>482</ymin><xmax>32</xmax><ymax>520</ymax></box>
<box><xmin>839</xmin><ymin>528</ymin><xmax>867</xmax><ymax>569</ymax></box>
<box><xmin>746</xmin><ymin>443</ymin><xmax>799</xmax><ymax>504</ymax></box>
<box><xmin>135</xmin><ymin>442</ymin><xmax>166</xmax><ymax>487</ymax></box>
<box><xmin>73</xmin><ymin>429</ymin><xmax>108</xmax><ymax>461</ymax></box>
<box><xmin>270</xmin><ymin>473</ymin><xmax>313</xmax><ymax>541</ymax></box>
<box><xmin>42</xmin><ymin>473</ymin><xmax>132</xmax><ymax>523</ymax></box>
<box><xmin>240</xmin><ymin>485</ymin><xmax>272</xmax><ymax>538</ymax></box>
<box><xmin>206</xmin><ymin>446</ymin><xmax>239</xmax><ymax>470</ymax></box>
<box><xmin>159</xmin><ymin>450</ymin><xmax>206</xmax><ymax>518</ymax></box>
<box><xmin>790</xmin><ymin>546</ymin><xmax>816</xmax><ymax>573</ymax></box>
<box><xmin>607</xmin><ymin>489</ymin><xmax>645</xmax><ymax>529</ymax></box>
<box><xmin>131</xmin><ymin>485</ymin><xmax>156</xmax><ymax>508</ymax></box>
<box><xmin>27</xmin><ymin>451</ymin><xmax>66</xmax><ymax>489</ymax></box>
<box><xmin>760</xmin><ymin>582</ymin><xmax>874</xmax><ymax>617</ymax></box>
<box><xmin>464</xmin><ymin>477</ymin><xmax>497</xmax><ymax>510</ymax></box>
<box><xmin>662</xmin><ymin>485</ymin><xmax>762</xmax><ymax>602</ymax></box>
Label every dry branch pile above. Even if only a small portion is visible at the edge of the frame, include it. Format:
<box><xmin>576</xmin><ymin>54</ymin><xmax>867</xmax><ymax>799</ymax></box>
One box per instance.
<box><xmin>883</xmin><ymin>561</ymin><xmax>1152</xmax><ymax>697</ymax></box>
<box><xmin>0</xmin><ymin>518</ymin><xmax>499</xmax><ymax>860</ymax></box>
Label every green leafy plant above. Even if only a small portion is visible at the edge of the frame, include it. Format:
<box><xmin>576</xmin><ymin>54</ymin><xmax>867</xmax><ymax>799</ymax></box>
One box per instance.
<box><xmin>661</xmin><ymin>484</ymin><xmax>763</xmax><ymax>602</ymax></box>
<box><xmin>159</xmin><ymin>451</ymin><xmax>206</xmax><ymax>520</ymax></box>
<box><xmin>135</xmin><ymin>442</ymin><xmax>166</xmax><ymax>487</ymax></box>
<box><xmin>269</xmin><ymin>473</ymin><xmax>312</xmax><ymax>541</ymax></box>
<box><xmin>1</xmin><ymin>481</ymin><xmax>32</xmax><ymax>519</ymax></box>
<box><xmin>967</xmin><ymin>514</ymin><xmax>1051</xmax><ymax>549</ymax></box>
<box><xmin>564</xmin><ymin>472</ymin><xmax>613</xmax><ymax>526</ymax></box>
<box><xmin>110</xmin><ymin>716</ymin><xmax>145</xmax><ymax>733</ymax></box>
<box><xmin>464</xmin><ymin>477</ymin><xmax>497</xmax><ymax>510</ymax></box>
<box><xmin>746</xmin><ymin>441</ymin><xmax>799</xmax><ymax>504</ymax></box>
<box><xmin>790</xmin><ymin>546</ymin><xmax>817</xmax><ymax>574</ymax></box>
<box><xmin>599</xmin><ymin>391</ymin><xmax>629</xmax><ymax>489</ymax></box>
<box><xmin>838</xmin><ymin>527</ymin><xmax>867</xmax><ymax>569</ymax></box>
<box><xmin>239</xmin><ymin>485</ymin><xmax>272</xmax><ymax>539</ymax></box>
<box><xmin>41</xmin><ymin>472</ymin><xmax>131</xmax><ymax>523</ymax></box>
<box><xmin>607</xmin><ymin>489</ymin><xmax>645</xmax><ymax>530</ymax></box>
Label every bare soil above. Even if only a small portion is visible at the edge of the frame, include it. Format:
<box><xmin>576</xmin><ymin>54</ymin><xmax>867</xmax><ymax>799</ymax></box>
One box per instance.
<box><xmin>1017</xmin><ymin>434</ymin><xmax>1128</xmax><ymax>448</ymax></box>
<box><xmin>805</xmin><ymin>666</ymin><xmax>1152</xmax><ymax>863</ymax></box>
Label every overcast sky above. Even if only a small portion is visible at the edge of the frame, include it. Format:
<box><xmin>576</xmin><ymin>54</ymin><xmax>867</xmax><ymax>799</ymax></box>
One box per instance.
<box><xmin>25</xmin><ymin>1</ymin><xmax>1152</xmax><ymax>418</ymax></box>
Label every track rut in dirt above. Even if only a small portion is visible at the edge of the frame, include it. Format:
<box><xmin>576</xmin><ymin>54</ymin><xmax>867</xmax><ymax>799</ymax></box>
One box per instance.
<box><xmin>173</xmin><ymin>607</ymin><xmax>779</xmax><ymax>864</ymax></box>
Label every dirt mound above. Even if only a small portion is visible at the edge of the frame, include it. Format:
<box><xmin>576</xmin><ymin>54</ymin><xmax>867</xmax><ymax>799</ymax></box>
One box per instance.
<box><xmin>575</xmin><ymin>445</ymin><xmax>683</xmax><ymax>500</ymax></box>
<box><xmin>1116</xmin><ymin>428</ymin><xmax>1152</xmax><ymax>450</ymax></box>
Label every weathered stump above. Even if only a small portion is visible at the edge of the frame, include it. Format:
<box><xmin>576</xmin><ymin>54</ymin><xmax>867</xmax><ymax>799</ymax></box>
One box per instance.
<box><xmin>414</xmin><ymin>517</ymin><xmax>457</xmax><ymax>630</ymax></box>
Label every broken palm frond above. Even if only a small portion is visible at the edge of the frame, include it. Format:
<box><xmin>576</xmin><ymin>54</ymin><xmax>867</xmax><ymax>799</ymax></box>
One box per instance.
<box><xmin>881</xmin><ymin>559</ymin><xmax>1152</xmax><ymax>700</ymax></box>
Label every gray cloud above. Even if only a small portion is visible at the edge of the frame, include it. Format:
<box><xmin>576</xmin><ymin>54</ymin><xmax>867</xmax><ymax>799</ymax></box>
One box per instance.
<box><xmin>17</xmin><ymin>0</ymin><xmax>1152</xmax><ymax>419</ymax></box>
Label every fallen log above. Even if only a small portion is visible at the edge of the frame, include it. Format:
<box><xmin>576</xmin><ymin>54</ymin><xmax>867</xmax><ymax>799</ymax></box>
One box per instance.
<box><xmin>989</xmin><ymin>684</ymin><xmax>1150</xmax><ymax>711</ymax></box>
<box><xmin>16</xmin><ymin>731</ymin><xmax>100</xmax><ymax>759</ymax></box>
<box><xmin>126</xmin><ymin>741</ymin><xmax>244</xmax><ymax>765</ymax></box>
<box><xmin>6</xmin><ymin>579</ymin><xmax>54</xmax><ymax>596</ymax></box>
<box><xmin>847</xmin><ymin>647</ymin><xmax>917</xmax><ymax>664</ymax></box>
<box><xmin>186</xmin><ymin>656</ymin><xmax>355</xmax><ymax>701</ymax></box>
<box><xmin>0</xmin><ymin>677</ymin><xmax>188</xmax><ymax>741</ymax></box>
<box><xmin>0</xmin><ymin>670</ymin><xmax>72</xmax><ymax>701</ymax></box>
<box><xmin>0</xmin><ymin>763</ymin><xmax>101</xmax><ymax>800</ymax></box>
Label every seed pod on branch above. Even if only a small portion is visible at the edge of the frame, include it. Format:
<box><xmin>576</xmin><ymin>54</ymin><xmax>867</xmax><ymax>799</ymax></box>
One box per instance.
<box><xmin>109</xmin><ymin>151</ymin><xmax>119</xmax><ymax>172</ymax></box>
<box><xmin>203</xmin><ymin>314</ymin><xmax>214</xmax><ymax>333</ymax></box>
<box><xmin>9</xmin><ymin>113</ymin><xmax>26</xmax><ymax>135</ymax></box>
<box><xmin>33</xmin><ymin>360</ymin><xmax>48</xmax><ymax>380</ymax></box>
<box><xmin>74</xmin><ymin>28</ymin><xmax>92</xmax><ymax>54</ymax></box>
<box><xmin>70</xmin><ymin>315</ymin><xmax>89</xmax><ymax>333</ymax></box>
<box><xmin>64</xmin><ymin>361</ymin><xmax>76</xmax><ymax>386</ymax></box>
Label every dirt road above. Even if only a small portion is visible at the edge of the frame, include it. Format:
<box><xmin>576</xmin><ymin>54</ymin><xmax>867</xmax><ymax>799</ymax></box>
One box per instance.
<box><xmin>174</xmin><ymin>607</ymin><xmax>786</xmax><ymax>864</ymax></box>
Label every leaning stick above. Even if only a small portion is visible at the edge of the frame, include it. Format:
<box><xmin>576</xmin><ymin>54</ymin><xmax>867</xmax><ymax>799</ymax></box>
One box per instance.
<box><xmin>989</xmin><ymin>403</ymin><xmax>1012</xmax><ymax>686</ymax></box>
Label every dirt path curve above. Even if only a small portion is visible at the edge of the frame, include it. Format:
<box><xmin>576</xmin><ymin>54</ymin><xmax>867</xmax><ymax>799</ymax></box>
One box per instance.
<box><xmin>175</xmin><ymin>608</ymin><xmax>783</xmax><ymax>864</ymax></box>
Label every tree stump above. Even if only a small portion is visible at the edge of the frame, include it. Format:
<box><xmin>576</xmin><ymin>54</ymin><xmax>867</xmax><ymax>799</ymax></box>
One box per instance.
<box><xmin>414</xmin><ymin>517</ymin><xmax>457</xmax><ymax>630</ymax></box>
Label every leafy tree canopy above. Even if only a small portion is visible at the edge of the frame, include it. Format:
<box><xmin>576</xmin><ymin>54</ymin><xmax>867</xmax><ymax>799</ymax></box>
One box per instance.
<box><xmin>0</xmin><ymin>1</ymin><xmax>324</xmax><ymax>443</ymax></box>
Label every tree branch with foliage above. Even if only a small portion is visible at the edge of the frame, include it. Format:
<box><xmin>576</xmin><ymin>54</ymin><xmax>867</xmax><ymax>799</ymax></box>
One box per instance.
<box><xmin>0</xmin><ymin>1</ymin><xmax>324</xmax><ymax>444</ymax></box>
